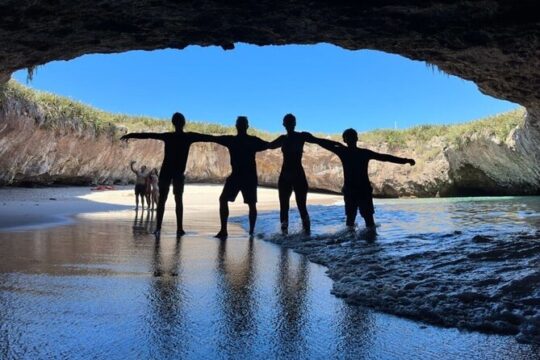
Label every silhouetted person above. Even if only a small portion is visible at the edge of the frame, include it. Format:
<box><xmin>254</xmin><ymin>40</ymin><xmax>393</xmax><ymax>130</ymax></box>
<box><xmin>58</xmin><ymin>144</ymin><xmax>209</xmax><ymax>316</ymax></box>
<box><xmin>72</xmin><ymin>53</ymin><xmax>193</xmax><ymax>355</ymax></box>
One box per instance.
<box><xmin>130</xmin><ymin>160</ymin><xmax>149</xmax><ymax>209</ymax></box>
<box><xmin>268</xmin><ymin>114</ymin><xmax>315</xmax><ymax>234</ymax></box>
<box><xmin>310</xmin><ymin>128</ymin><xmax>415</xmax><ymax>230</ymax></box>
<box><xmin>121</xmin><ymin>112</ymin><xmax>214</xmax><ymax>238</ymax></box>
<box><xmin>210</xmin><ymin>116</ymin><xmax>270</xmax><ymax>239</ymax></box>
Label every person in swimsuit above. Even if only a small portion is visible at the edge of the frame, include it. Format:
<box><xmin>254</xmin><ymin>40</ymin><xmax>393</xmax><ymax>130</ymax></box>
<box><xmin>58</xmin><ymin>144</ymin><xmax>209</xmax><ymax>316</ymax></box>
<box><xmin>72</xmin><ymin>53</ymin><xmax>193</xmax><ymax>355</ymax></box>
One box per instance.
<box><xmin>310</xmin><ymin>128</ymin><xmax>415</xmax><ymax>231</ymax></box>
<box><xmin>130</xmin><ymin>160</ymin><xmax>149</xmax><ymax>210</ymax></box>
<box><xmin>209</xmin><ymin>116</ymin><xmax>271</xmax><ymax>239</ymax></box>
<box><xmin>148</xmin><ymin>168</ymin><xmax>159</xmax><ymax>211</ymax></box>
<box><xmin>121</xmin><ymin>112</ymin><xmax>215</xmax><ymax>239</ymax></box>
<box><xmin>268</xmin><ymin>113</ymin><xmax>315</xmax><ymax>234</ymax></box>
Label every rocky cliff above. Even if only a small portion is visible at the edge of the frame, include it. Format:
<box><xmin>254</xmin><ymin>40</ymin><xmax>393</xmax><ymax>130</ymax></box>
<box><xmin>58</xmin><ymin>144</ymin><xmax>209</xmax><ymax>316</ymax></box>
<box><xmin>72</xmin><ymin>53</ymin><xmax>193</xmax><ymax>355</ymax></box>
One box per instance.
<box><xmin>1</xmin><ymin>82</ymin><xmax>539</xmax><ymax>197</ymax></box>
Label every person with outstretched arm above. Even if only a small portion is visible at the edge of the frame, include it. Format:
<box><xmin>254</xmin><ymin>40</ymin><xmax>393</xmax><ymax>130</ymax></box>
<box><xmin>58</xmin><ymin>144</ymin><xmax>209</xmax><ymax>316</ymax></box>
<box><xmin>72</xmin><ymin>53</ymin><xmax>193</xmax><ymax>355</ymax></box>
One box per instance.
<box><xmin>210</xmin><ymin>116</ymin><xmax>270</xmax><ymax>240</ymax></box>
<box><xmin>130</xmin><ymin>160</ymin><xmax>150</xmax><ymax>210</ymax></box>
<box><xmin>310</xmin><ymin>128</ymin><xmax>415</xmax><ymax>231</ymax></box>
<box><xmin>121</xmin><ymin>112</ymin><xmax>215</xmax><ymax>239</ymax></box>
<box><xmin>268</xmin><ymin>113</ymin><xmax>315</xmax><ymax>234</ymax></box>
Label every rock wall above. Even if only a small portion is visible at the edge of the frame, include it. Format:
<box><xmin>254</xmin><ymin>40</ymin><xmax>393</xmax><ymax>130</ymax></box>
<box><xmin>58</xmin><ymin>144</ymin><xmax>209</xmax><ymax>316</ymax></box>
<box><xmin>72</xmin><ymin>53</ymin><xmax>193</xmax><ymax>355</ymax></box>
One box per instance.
<box><xmin>0</xmin><ymin>1</ymin><xmax>539</xmax><ymax>166</ymax></box>
<box><xmin>1</xmin><ymin>93</ymin><xmax>539</xmax><ymax>197</ymax></box>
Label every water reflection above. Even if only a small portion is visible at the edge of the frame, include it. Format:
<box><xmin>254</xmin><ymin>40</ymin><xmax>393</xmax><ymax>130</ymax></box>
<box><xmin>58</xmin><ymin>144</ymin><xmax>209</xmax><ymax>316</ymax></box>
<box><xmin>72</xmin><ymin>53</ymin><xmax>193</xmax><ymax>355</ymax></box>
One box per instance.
<box><xmin>133</xmin><ymin>209</ymin><xmax>154</xmax><ymax>236</ymax></box>
<box><xmin>215</xmin><ymin>238</ymin><xmax>257</xmax><ymax>358</ymax></box>
<box><xmin>0</xmin><ymin>204</ymin><xmax>538</xmax><ymax>358</ymax></box>
<box><xmin>145</xmin><ymin>239</ymin><xmax>187</xmax><ymax>358</ymax></box>
<box><xmin>274</xmin><ymin>248</ymin><xmax>309</xmax><ymax>356</ymax></box>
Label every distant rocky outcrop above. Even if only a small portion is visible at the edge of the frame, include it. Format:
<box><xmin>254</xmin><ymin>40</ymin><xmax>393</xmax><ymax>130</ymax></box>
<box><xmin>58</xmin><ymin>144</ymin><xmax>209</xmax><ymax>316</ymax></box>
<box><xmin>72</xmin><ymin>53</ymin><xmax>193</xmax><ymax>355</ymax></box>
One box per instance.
<box><xmin>1</xmin><ymin>82</ymin><xmax>539</xmax><ymax>197</ymax></box>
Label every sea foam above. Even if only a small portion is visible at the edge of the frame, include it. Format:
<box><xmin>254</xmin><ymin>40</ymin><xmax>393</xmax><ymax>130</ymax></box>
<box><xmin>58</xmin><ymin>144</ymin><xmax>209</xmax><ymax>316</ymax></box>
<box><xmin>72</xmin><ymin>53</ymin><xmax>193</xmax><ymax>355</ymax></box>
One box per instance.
<box><xmin>235</xmin><ymin>197</ymin><xmax>540</xmax><ymax>344</ymax></box>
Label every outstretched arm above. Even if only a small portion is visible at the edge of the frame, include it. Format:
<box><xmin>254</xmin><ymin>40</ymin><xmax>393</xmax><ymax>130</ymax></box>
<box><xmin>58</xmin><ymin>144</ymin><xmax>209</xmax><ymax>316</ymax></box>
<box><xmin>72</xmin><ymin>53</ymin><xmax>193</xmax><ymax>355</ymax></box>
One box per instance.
<box><xmin>310</xmin><ymin>135</ymin><xmax>345</xmax><ymax>155</ymax></box>
<box><xmin>267</xmin><ymin>135</ymin><xmax>284</xmax><ymax>150</ymax></box>
<box><xmin>369</xmin><ymin>150</ymin><xmax>415</xmax><ymax>165</ymax></box>
<box><xmin>188</xmin><ymin>132</ymin><xmax>224</xmax><ymax>144</ymax></box>
<box><xmin>130</xmin><ymin>160</ymin><xmax>138</xmax><ymax>174</ymax></box>
<box><xmin>205</xmin><ymin>135</ymin><xmax>232</xmax><ymax>147</ymax></box>
<box><xmin>254</xmin><ymin>137</ymin><xmax>272</xmax><ymax>152</ymax></box>
<box><xmin>120</xmin><ymin>132</ymin><xmax>166</xmax><ymax>141</ymax></box>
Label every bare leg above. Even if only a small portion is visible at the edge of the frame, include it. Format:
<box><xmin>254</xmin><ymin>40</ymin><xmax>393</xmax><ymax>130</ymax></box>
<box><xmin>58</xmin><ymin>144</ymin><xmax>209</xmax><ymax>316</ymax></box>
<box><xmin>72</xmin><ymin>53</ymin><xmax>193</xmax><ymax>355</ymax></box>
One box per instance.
<box><xmin>155</xmin><ymin>186</ymin><xmax>169</xmax><ymax>233</ymax></box>
<box><xmin>278</xmin><ymin>183</ymin><xmax>291</xmax><ymax>233</ymax></box>
<box><xmin>215</xmin><ymin>197</ymin><xmax>229</xmax><ymax>239</ymax></box>
<box><xmin>345</xmin><ymin>197</ymin><xmax>357</xmax><ymax>229</ymax></box>
<box><xmin>135</xmin><ymin>191</ymin><xmax>139</xmax><ymax>210</ymax></box>
<box><xmin>174</xmin><ymin>193</ymin><xmax>185</xmax><ymax>237</ymax></box>
<box><xmin>248</xmin><ymin>202</ymin><xmax>257</xmax><ymax>235</ymax></box>
<box><xmin>295</xmin><ymin>189</ymin><xmax>310</xmax><ymax>234</ymax></box>
<box><xmin>363</xmin><ymin>214</ymin><xmax>375</xmax><ymax>229</ymax></box>
<box><xmin>152</xmin><ymin>191</ymin><xmax>158</xmax><ymax>211</ymax></box>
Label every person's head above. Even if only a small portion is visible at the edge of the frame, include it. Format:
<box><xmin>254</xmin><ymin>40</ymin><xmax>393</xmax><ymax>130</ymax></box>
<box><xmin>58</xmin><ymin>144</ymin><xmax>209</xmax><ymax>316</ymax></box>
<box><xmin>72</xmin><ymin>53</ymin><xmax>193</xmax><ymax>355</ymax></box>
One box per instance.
<box><xmin>342</xmin><ymin>128</ymin><xmax>358</xmax><ymax>146</ymax></box>
<box><xmin>141</xmin><ymin>165</ymin><xmax>147</xmax><ymax>172</ymax></box>
<box><xmin>236</xmin><ymin>116</ymin><xmax>249</xmax><ymax>134</ymax></box>
<box><xmin>283</xmin><ymin>113</ymin><xmax>296</xmax><ymax>132</ymax></box>
<box><xmin>152</xmin><ymin>168</ymin><xmax>158</xmax><ymax>175</ymax></box>
<box><xmin>172</xmin><ymin>112</ymin><xmax>186</xmax><ymax>130</ymax></box>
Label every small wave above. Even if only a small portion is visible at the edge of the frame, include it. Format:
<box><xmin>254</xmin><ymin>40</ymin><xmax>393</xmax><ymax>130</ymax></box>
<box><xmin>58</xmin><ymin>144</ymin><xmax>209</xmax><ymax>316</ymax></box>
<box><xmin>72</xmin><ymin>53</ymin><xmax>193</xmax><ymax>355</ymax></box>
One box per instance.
<box><xmin>234</xmin><ymin>197</ymin><xmax>540</xmax><ymax>344</ymax></box>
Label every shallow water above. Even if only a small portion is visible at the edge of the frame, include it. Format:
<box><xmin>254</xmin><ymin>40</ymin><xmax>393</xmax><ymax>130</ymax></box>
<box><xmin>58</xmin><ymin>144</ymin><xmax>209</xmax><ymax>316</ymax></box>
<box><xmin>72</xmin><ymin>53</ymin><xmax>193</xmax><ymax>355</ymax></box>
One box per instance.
<box><xmin>244</xmin><ymin>196</ymin><xmax>540</xmax><ymax>345</ymax></box>
<box><xmin>0</xmin><ymin>207</ymin><xmax>538</xmax><ymax>359</ymax></box>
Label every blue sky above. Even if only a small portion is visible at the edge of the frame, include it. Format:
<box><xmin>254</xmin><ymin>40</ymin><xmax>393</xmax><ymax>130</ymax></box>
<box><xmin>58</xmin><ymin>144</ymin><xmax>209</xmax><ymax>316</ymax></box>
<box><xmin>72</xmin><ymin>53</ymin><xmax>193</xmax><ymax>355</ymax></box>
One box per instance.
<box><xmin>13</xmin><ymin>43</ymin><xmax>517</xmax><ymax>133</ymax></box>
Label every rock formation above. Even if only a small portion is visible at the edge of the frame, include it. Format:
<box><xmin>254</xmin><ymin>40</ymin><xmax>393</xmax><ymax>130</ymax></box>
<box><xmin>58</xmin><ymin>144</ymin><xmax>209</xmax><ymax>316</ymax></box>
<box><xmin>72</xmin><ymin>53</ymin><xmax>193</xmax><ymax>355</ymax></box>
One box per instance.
<box><xmin>1</xmin><ymin>82</ymin><xmax>538</xmax><ymax>196</ymax></box>
<box><xmin>0</xmin><ymin>1</ymin><xmax>539</xmax><ymax>177</ymax></box>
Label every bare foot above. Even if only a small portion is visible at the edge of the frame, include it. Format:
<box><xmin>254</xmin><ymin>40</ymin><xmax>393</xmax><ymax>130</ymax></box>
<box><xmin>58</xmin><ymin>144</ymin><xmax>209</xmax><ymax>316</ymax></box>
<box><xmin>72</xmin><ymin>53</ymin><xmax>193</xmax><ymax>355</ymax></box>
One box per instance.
<box><xmin>153</xmin><ymin>229</ymin><xmax>161</xmax><ymax>239</ymax></box>
<box><xmin>176</xmin><ymin>229</ymin><xmax>186</xmax><ymax>238</ymax></box>
<box><xmin>302</xmin><ymin>219</ymin><xmax>311</xmax><ymax>235</ymax></box>
<box><xmin>281</xmin><ymin>222</ymin><xmax>288</xmax><ymax>235</ymax></box>
<box><xmin>214</xmin><ymin>230</ymin><xmax>228</xmax><ymax>240</ymax></box>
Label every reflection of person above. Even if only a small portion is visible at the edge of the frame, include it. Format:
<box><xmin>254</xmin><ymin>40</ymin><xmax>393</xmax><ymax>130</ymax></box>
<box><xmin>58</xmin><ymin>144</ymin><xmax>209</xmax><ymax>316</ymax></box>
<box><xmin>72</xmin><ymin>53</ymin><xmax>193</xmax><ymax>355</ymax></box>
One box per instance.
<box><xmin>215</xmin><ymin>238</ymin><xmax>257</xmax><ymax>343</ymax></box>
<box><xmin>209</xmin><ymin>116</ymin><xmax>270</xmax><ymax>239</ymax></box>
<box><xmin>121</xmin><ymin>112</ymin><xmax>215</xmax><ymax>238</ymax></box>
<box><xmin>268</xmin><ymin>114</ymin><xmax>315</xmax><ymax>234</ymax></box>
<box><xmin>311</xmin><ymin>128</ymin><xmax>415</xmax><ymax>230</ymax></box>
<box><xmin>130</xmin><ymin>160</ymin><xmax>149</xmax><ymax>210</ymax></box>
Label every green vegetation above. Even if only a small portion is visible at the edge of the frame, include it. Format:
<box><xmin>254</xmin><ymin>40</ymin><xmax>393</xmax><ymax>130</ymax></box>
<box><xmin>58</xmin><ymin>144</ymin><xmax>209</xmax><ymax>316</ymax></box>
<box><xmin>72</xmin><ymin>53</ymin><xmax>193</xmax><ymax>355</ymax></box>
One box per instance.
<box><xmin>1</xmin><ymin>80</ymin><xmax>525</xmax><ymax>146</ymax></box>
<box><xmin>1</xmin><ymin>80</ymin><xmax>278</xmax><ymax>139</ymax></box>
<box><xmin>356</xmin><ymin>109</ymin><xmax>525</xmax><ymax>148</ymax></box>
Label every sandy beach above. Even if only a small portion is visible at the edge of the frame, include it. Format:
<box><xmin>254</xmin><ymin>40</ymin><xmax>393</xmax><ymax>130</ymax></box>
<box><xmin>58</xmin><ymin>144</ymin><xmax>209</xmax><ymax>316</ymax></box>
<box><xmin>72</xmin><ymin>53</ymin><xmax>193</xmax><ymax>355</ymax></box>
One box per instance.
<box><xmin>0</xmin><ymin>185</ymin><xmax>538</xmax><ymax>358</ymax></box>
<box><xmin>0</xmin><ymin>185</ymin><xmax>340</xmax><ymax>233</ymax></box>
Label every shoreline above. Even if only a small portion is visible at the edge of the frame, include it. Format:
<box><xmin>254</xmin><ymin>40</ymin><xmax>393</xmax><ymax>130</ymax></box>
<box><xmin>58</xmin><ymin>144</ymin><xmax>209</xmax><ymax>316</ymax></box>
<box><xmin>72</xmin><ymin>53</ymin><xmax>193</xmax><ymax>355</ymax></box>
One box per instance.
<box><xmin>1</xmin><ymin>184</ymin><xmax>538</xmax><ymax>349</ymax></box>
<box><xmin>1</xmin><ymin>184</ymin><xmax>535</xmax><ymax>233</ymax></box>
<box><xmin>0</xmin><ymin>184</ymin><xmax>340</xmax><ymax>232</ymax></box>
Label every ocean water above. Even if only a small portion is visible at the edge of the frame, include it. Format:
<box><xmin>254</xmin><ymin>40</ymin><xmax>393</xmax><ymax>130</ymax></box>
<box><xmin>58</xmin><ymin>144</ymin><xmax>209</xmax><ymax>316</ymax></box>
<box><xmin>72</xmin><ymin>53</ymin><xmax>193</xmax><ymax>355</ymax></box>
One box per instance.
<box><xmin>238</xmin><ymin>196</ymin><xmax>540</xmax><ymax>344</ymax></box>
<box><xmin>0</xmin><ymin>203</ymin><xmax>539</xmax><ymax>358</ymax></box>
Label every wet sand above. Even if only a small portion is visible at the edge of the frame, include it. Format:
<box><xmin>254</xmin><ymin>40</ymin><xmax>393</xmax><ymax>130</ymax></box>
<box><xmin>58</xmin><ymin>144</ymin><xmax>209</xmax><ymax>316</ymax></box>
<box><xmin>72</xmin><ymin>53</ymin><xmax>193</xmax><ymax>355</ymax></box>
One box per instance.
<box><xmin>0</xmin><ymin>186</ymin><xmax>538</xmax><ymax>358</ymax></box>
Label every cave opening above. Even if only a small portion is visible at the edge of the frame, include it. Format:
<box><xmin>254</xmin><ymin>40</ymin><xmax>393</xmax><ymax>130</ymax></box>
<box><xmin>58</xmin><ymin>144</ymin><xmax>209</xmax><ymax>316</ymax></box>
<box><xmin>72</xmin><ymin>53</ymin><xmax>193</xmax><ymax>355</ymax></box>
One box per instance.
<box><xmin>12</xmin><ymin>43</ymin><xmax>518</xmax><ymax>134</ymax></box>
<box><xmin>3</xmin><ymin>43</ymin><xmax>537</xmax><ymax>195</ymax></box>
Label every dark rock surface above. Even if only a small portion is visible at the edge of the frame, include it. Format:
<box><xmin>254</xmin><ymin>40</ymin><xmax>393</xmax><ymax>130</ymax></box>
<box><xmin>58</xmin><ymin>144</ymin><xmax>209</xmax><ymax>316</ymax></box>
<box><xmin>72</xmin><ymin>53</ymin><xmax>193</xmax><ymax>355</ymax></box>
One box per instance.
<box><xmin>0</xmin><ymin>1</ymin><xmax>539</xmax><ymax>110</ymax></box>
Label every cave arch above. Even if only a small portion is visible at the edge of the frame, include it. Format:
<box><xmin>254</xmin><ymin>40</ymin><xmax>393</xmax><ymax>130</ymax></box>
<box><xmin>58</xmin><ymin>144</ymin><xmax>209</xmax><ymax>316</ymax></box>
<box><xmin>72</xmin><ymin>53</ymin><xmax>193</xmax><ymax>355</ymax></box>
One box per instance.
<box><xmin>1</xmin><ymin>1</ymin><xmax>539</xmax><ymax>113</ymax></box>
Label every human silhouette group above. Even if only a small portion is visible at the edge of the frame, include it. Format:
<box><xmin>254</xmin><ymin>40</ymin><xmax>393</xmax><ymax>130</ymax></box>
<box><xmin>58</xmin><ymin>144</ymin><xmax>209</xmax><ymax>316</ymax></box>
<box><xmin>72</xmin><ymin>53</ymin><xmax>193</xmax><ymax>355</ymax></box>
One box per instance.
<box><xmin>121</xmin><ymin>112</ymin><xmax>415</xmax><ymax>239</ymax></box>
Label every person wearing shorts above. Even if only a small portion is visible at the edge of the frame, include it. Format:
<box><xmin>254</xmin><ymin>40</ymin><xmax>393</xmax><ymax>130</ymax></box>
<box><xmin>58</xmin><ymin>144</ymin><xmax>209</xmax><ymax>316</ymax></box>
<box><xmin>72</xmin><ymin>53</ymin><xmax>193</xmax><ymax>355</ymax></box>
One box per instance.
<box><xmin>130</xmin><ymin>160</ymin><xmax>149</xmax><ymax>210</ymax></box>
<box><xmin>221</xmin><ymin>174</ymin><xmax>258</xmax><ymax>204</ymax></box>
<box><xmin>209</xmin><ymin>116</ymin><xmax>270</xmax><ymax>239</ymax></box>
<box><xmin>342</xmin><ymin>186</ymin><xmax>375</xmax><ymax>226</ymax></box>
<box><xmin>310</xmin><ymin>128</ymin><xmax>415</xmax><ymax>231</ymax></box>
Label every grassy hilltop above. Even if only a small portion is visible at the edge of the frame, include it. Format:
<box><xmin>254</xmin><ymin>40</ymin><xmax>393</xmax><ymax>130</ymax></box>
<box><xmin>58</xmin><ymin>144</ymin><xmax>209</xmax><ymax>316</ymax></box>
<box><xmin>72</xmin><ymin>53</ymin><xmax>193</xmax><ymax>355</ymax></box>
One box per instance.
<box><xmin>1</xmin><ymin>80</ymin><xmax>525</xmax><ymax>145</ymax></box>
